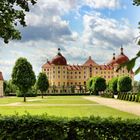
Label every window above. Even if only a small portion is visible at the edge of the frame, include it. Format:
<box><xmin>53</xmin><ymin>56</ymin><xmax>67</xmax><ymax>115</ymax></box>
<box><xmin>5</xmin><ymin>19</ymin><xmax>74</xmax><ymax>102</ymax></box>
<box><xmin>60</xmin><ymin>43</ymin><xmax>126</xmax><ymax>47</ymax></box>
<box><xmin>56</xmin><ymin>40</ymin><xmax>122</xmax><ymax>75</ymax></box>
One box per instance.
<box><xmin>79</xmin><ymin>72</ymin><xmax>81</xmax><ymax>74</ymax></box>
<box><xmin>58</xmin><ymin>71</ymin><xmax>60</xmax><ymax>74</ymax></box>
<box><xmin>75</xmin><ymin>72</ymin><xmax>77</xmax><ymax>74</ymax></box>
<box><xmin>75</xmin><ymin>76</ymin><xmax>77</xmax><ymax>79</ymax></box>
<box><xmin>58</xmin><ymin>67</ymin><xmax>60</xmax><ymax>69</ymax></box>
<box><xmin>58</xmin><ymin>82</ymin><xmax>60</xmax><ymax>86</ymax></box>
<box><xmin>58</xmin><ymin>76</ymin><xmax>60</xmax><ymax>79</ymax></box>
<box><xmin>44</xmin><ymin>69</ymin><xmax>46</xmax><ymax>71</ymax></box>
<box><xmin>79</xmin><ymin>76</ymin><xmax>81</xmax><ymax>78</ymax></box>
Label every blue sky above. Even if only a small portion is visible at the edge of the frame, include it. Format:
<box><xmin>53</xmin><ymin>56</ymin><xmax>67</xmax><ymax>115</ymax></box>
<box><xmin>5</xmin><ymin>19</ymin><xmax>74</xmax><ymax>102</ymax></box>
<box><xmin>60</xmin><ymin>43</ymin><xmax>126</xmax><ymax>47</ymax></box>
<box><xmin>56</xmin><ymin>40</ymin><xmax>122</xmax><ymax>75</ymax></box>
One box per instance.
<box><xmin>0</xmin><ymin>0</ymin><xmax>140</xmax><ymax>81</ymax></box>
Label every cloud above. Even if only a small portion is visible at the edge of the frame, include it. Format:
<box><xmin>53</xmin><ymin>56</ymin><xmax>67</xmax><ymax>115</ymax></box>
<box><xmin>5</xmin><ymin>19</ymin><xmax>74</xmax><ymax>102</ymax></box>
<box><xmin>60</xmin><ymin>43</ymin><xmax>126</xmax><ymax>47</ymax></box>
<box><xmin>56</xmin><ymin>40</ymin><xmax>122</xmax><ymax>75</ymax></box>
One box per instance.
<box><xmin>21</xmin><ymin>0</ymin><xmax>79</xmax><ymax>42</ymax></box>
<box><xmin>84</xmin><ymin>0</ymin><xmax>120</xmax><ymax>9</ymax></box>
<box><xmin>82</xmin><ymin>13</ymin><xmax>137</xmax><ymax>49</ymax></box>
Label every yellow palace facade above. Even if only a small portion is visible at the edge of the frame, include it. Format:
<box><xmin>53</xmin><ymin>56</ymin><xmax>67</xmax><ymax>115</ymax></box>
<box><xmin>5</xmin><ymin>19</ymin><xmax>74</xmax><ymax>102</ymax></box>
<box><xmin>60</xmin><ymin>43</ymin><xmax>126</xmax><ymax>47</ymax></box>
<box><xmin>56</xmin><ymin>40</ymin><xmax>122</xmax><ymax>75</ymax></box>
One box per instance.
<box><xmin>42</xmin><ymin>48</ymin><xmax>134</xmax><ymax>93</ymax></box>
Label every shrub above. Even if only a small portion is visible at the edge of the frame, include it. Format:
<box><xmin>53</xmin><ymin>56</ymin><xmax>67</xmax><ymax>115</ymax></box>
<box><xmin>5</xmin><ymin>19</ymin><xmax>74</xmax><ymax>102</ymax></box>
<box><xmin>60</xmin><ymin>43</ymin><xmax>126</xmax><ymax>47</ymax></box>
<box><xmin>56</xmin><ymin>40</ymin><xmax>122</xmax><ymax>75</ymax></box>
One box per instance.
<box><xmin>135</xmin><ymin>94</ymin><xmax>139</xmax><ymax>102</ymax></box>
<box><xmin>100</xmin><ymin>92</ymin><xmax>114</xmax><ymax>98</ymax></box>
<box><xmin>0</xmin><ymin>115</ymin><xmax>140</xmax><ymax>140</ymax></box>
<box><xmin>117</xmin><ymin>76</ymin><xmax>132</xmax><ymax>92</ymax></box>
<box><xmin>108</xmin><ymin>77</ymin><xmax>118</xmax><ymax>95</ymax></box>
<box><xmin>129</xmin><ymin>94</ymin><xmax>133</xmax><ymax>101</ymax></box>
<box><xmin>126</xmin><ymin>94</ymin><xmax>130</xmax><ymax>101</ymax></box>
<box><xmin>86</xmin><ymin>77</ymin><xmax>106</xmax><ymax>95</ymax></box>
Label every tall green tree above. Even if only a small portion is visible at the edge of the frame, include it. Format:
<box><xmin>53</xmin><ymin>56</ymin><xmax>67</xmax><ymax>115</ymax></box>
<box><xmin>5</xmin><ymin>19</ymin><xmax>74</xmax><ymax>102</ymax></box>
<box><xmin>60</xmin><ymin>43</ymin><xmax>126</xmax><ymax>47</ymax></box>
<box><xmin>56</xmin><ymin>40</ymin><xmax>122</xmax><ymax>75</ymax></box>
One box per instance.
<box><xmin>108</xmin><ymin>78</ymin><xmax>118</xmax><ymax>94</ymax></box>
<box><xmin>36</xmin><ymin>72</ymin><xmax>49</xmax><ymax>98</ymax></box>
<box><xmin>117</xmin><ymin>76</ymin><xmax>132</xmax><ymax>92</ymax></box>
<box><xmin>0</xmin><ymin>0</ymin><xmax>37</xmax><ymax>43</ymax></box>
<box><xmin>12</xmin><ymin>57</ymin><xmax>36</xmax><ymax>102</ymax></box>
<box><xmin>86</xmin><ymin>77</ymin><xmax>106</xmax><ymax>95</ymax></box>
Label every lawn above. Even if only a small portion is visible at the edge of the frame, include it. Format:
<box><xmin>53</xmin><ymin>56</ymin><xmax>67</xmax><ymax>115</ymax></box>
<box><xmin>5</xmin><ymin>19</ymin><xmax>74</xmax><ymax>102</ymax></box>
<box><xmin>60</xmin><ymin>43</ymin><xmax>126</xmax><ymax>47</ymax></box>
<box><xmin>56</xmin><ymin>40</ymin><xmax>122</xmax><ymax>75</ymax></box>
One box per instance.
<box><xmin>0</xmin><ymin>96</ymin><xmax>139</xmax><ymax>119</ymax></box>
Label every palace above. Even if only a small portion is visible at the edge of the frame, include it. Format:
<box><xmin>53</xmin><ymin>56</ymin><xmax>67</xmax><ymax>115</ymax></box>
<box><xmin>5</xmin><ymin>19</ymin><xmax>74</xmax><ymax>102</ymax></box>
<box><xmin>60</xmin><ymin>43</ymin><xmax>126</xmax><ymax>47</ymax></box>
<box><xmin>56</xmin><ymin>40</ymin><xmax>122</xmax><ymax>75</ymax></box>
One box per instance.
<box><xmin>42</xmin><ymin>47</ymin><xmax>134</xmax><ymax>93</ymax></box>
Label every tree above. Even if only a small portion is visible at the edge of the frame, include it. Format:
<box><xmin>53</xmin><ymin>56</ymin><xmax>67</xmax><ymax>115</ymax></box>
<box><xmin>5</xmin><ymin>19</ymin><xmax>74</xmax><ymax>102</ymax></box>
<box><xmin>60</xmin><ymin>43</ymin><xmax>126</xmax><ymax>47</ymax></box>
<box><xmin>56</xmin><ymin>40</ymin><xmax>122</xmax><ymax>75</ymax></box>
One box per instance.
<box><xmin>86</xmin><ymin>77</ymin><xmax>95</xmax><ymax>94</ymax></box>
<box><xmin>12</xmin><ymin>57</ymin><xmax>36</xmax><ymax>102</ymax></box>
<box><xmin>86</xmin><ymin>77</ymin><xmax>106</xmax><ymax>95</ymax></box>
<box><xmin>0</xmin><ymin>0</ymin><xmax>37</xmax><ymax>43</ymax></box>
<box><xmin>36</xmin><ymin>72</ymin><xmax>49</xmax><ymax>98</ymax></box>
<box><xmin>93</xmin><ymin>77</ymin><xmax>106</xmax><ymax>95</ymax></box>
<box><xmin>117</xmin><ymin>76</ymin><xmax>132</xmax><ymax>92</ymax></box>
<box><xmin>108</xmin><ymin>77</ymin><xmax>118</xmax><ymax>94</ymax></box>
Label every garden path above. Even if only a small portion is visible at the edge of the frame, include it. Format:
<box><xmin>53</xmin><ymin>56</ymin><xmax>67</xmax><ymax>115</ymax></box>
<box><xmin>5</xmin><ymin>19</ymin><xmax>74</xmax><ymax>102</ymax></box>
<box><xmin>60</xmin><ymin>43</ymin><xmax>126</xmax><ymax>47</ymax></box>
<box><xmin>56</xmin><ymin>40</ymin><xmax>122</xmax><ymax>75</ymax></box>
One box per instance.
<box><xmin>84</xmin><ymin>96</ymin><xmax>140</xmax><ymax>116</ymax></box>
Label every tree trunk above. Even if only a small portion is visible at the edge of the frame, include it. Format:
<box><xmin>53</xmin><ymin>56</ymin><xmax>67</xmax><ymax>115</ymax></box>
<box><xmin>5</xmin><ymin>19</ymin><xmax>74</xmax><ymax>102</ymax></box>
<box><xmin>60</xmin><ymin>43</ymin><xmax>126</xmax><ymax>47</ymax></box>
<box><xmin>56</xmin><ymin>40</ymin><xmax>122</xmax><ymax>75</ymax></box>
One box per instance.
<box><xmin>42</xmin><ymin>92</ymin><xmax>43</xmax><ymax>99</ymax></box>
<box><xmin>24</xmin><ymin>93</ymin><xmax>26</xmax><ymax>102</ymax></box>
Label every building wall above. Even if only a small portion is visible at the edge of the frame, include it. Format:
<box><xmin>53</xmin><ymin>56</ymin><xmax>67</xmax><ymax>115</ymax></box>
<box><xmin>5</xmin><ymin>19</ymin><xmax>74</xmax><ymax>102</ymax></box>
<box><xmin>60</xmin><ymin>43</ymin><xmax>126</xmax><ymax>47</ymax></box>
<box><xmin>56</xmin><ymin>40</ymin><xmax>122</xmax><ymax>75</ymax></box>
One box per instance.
<box><xmin>42</xmin><ymin>64</ymin><xmax>134</xmax><ymax>93</ymax></box>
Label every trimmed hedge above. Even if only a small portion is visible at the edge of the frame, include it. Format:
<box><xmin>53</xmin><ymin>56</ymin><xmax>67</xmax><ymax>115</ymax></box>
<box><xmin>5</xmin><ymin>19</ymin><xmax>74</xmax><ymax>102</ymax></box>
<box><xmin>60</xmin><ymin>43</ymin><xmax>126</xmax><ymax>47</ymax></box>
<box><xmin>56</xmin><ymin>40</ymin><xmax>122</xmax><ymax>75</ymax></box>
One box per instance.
<box><xmin>117</xmin><ymin>93</ymin><xmax>140</xmax><ymax>103</ymax></box>
<box><xmin>100</xmin><ymin>92</ymin><xmax>114</xmax><ymax>98</ymax></box>
<box><xmin>0</xmin><ymin>115</ymin><xmax>140</xmax><ymax>139</ymax></box>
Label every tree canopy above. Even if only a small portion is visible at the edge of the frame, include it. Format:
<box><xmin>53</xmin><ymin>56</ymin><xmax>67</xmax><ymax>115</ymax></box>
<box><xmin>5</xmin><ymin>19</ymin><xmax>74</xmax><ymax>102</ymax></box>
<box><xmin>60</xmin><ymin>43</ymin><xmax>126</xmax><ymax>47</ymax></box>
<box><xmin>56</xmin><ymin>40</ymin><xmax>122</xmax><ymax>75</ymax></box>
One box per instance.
<box><xmin>108</xmin><ymin>77</ymin><xmax>118</xmax><ymax>94</ymax></box>
<box><xmin>86</xmin><ymin>77</ymin><xmax>106</xmax><ymax>95</ymax></box>
<box><xmin>12</xmin><ymin>57</ymin><xmax>36</xmax><ymax>102</ymax></box>
<box><xmin>36</xmin><ymin>72</ymin><xmax>49</xmax><ymax>98</ymax></box>
<box><xmin>0</xmin><ymin>0</ymin><xmax>37</xmax><ymax>43</ymax></box>
<box><xmin>117</xmin><ymin>76</ymin><xmax>132</xmax><ymax>92</ymax></box>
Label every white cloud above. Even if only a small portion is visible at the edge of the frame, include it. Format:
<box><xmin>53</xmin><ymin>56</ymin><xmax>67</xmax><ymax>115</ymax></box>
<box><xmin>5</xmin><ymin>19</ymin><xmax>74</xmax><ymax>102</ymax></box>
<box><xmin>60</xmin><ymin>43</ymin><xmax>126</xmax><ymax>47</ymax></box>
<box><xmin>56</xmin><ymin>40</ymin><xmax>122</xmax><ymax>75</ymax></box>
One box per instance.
<box><xmin>82</xmin><ymin>13</ymin><xmax>137</xmax><ymax>48</ymax></box>
<box><xmin>84</xmin><ymin>0</ymin><xmax>120</xmax><ymax>9</ymax></box>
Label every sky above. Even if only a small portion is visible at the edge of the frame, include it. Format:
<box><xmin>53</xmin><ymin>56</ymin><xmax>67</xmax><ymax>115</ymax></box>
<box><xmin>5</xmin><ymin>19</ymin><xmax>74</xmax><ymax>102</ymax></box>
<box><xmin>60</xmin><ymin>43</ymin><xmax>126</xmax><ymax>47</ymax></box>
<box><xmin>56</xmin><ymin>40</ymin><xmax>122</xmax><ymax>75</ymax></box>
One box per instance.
<box><xmin>0</xmin><ymin>0</ymin><xmax>140</xmax><ymax>81</ymax></box>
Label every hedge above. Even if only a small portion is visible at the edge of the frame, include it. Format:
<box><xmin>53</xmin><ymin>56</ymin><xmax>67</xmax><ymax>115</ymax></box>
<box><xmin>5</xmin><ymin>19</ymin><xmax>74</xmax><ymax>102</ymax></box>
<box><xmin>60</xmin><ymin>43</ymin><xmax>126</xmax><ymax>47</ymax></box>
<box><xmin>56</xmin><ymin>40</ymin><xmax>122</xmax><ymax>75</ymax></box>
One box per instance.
<box><xmin>0</xmin><ymin>115</ymin><xmax>140</xmax><ymax>139</ymax></box>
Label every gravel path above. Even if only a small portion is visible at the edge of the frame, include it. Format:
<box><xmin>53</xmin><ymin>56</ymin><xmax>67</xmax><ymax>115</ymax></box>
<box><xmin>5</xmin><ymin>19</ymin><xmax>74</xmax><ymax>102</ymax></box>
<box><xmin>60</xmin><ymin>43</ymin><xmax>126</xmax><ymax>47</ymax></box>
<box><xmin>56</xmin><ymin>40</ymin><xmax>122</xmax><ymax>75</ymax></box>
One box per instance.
<box><xmin>84</xmin><ymin>96</ymin><xmax>140</xmax><ymax>116</ymax></box>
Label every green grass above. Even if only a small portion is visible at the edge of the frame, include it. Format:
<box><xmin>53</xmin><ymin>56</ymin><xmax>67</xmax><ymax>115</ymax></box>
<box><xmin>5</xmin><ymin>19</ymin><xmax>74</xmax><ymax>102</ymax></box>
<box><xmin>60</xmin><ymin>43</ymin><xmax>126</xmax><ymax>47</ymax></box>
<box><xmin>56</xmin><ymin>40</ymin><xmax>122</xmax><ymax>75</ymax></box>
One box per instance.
<box><xmin>0</xmin><ymin>96</ymin><xmax>139</xmax><ymax>119</ymax></box>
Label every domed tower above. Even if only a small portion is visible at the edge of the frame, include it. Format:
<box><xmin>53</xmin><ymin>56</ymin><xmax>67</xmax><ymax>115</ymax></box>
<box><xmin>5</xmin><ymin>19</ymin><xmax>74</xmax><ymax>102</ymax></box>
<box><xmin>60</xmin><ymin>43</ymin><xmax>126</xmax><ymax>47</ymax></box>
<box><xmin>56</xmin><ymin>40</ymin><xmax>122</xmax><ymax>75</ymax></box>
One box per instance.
<box><xmin>115</xmin><ymin>47</ymin><xmax>129</xmax><ymax>64</ymax></box>
<box><xmin>51</xmin><ymin>48</ymin><xmax>68</xmax><ymax>87</ymax></box>
<box><xmin>107</xmin><ymin>53</ymin><xmax>116</xmax><ymax>65</ymax></box>
<box><xmin>51</xmin><ymin>48</ymin><xmax>67</xmax><ymax>65</ymax></box>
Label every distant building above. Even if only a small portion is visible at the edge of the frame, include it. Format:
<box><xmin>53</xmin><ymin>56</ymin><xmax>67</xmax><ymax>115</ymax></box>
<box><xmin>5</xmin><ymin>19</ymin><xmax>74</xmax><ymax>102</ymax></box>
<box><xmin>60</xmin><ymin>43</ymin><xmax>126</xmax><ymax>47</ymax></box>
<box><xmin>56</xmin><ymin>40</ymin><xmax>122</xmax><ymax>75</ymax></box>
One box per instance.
<box><xmin>0</xmin><ymin>72</ymin><xmax>4</xmax><ymax>97</ymax></box>
<box><xmin>42</xmin><ymin>47</ymin><xmax>134</xmax><ymax>93</ymax></box>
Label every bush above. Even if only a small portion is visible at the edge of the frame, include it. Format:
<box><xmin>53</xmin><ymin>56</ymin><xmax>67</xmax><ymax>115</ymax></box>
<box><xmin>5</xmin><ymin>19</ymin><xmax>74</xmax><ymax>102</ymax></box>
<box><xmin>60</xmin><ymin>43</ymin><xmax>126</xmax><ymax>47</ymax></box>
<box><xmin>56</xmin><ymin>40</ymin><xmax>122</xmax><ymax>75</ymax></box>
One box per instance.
<box><xmin>86</xmin><ymin>77</ymin><xmax>106</xmax><ymax>95</ymax></box>
<box><xmin>129</xmin><ymin>94</ymin><xmax>133</xmax><ymax>101</ymax></box>
<box><xmin>0</xmin><ymin>115</ymin><xmax>140</xmax><ymax>139</ymax></box>
<box><xmin>135</xmin><ymin>94</ymin><xmax>139</xmax><ymax>102</ymax></box>
<box><xmin>108</xmin><ymin>77</ymin><xmax>118</xmax><ymax>94</ymax></box>
<box><xmin>117</xmin><ymin>76</ymin><xmax>132</xmax><ymax>92</ymax></box>
<box><xmin>126</xmin><ymin>94</ymin><xmax>130</xmax><ymax>101</ymax></box>
<box><xmin>100</xmin><ymin>92</ymin><xmax>114</xmax><ymax>98</ymax></box>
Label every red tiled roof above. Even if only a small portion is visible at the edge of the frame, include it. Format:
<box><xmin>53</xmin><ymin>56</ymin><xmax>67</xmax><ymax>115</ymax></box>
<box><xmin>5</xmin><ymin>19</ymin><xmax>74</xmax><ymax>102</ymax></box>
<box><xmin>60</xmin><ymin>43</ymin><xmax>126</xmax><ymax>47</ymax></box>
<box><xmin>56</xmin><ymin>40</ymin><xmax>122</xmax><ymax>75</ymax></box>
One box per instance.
<box><xmin>100</xmin><ymin>65</ymin><xmax>113</xmax><ymax>70</ymax></box>
<box><xmin>42</xmin><ymin>61</ymin><xmax>51</xmax><ymax>68</ymax></box>
<box><xmin>83</xmin><ymin>56</ymin><xmax>98</xmax><ymax>66</ymax></box>
<box><xmin>51</xmin><ymin>53</ymin><xmax>67</xmax><ymax>65</ymax></box>
<box><xmin>67</xmin><ymin>65</ymin><xmax>82</xmax><ymax>70</ymax></box>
